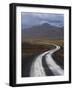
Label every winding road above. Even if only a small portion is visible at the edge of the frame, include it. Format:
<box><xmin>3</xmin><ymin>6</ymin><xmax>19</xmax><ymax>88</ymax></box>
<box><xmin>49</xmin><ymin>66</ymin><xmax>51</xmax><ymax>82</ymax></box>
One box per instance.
<box><xmin>30</xmin><ymin>45</ymin><xmax>64</xmax><ymax>77</ymax></box>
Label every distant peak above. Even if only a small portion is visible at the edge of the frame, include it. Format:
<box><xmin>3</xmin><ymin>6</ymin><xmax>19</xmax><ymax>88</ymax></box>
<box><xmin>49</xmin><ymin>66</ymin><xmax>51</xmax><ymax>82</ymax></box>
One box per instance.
<box><xmin>42</xmin><ymin>22</ymin><xmax>49</xmax><ymax>25</ymax></box>
<box><xmin>41</xmin><ymin>23</ymin><xmax>51</xmax><ymax>26</ymax></box>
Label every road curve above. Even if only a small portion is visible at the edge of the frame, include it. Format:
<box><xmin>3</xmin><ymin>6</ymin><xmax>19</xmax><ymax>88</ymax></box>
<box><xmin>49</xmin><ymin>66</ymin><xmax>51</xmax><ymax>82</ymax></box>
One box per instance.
<box><xmin>30</xmin><ymin>45</ymin><xmax>64</xmax><ymax>77</ymax></box>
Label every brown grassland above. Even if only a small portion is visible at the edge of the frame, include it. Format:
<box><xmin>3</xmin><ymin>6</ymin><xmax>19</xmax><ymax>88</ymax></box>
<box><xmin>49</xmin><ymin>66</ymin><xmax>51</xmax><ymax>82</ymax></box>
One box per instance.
<box><xmin>22</xmin><ymin>39</ymin><xmax>64</xmax><ymax>58</ymax></box>
<box><xmin>22</xmin><ymin>39</ymin><xmax>64</xmax><ymax>56</ymax></box>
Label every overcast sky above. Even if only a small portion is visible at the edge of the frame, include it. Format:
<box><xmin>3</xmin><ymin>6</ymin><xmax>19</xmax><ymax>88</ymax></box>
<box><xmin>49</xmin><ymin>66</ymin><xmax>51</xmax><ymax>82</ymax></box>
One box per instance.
<box><xmin>21</xmin><ymin>12</ymin><xmax>64</xmax><ymax>29</ymax></box>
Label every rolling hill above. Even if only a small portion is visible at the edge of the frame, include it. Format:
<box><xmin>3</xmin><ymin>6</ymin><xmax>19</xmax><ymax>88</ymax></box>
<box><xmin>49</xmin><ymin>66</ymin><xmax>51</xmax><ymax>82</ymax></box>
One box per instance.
<box><xmin>22</xmin><ymin>23</ymin><xmax>64</xmax><ymax>40</ymax></box>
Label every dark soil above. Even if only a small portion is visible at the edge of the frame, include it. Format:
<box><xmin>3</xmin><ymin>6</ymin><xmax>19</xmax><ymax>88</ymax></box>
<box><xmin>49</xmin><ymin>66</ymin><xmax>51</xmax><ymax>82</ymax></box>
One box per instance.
<box><xmin>52</xmin><ymin>46</ymin><xmax>64</xmax><ymax>69</ymax></box>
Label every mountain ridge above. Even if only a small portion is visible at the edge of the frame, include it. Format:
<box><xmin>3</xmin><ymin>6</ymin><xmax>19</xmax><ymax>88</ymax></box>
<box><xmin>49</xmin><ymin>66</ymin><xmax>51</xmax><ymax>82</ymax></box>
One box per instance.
<box><xmin>22</xmin><ymin>23</ymin><xmax>64</xmax><ymax>40</ymax></box>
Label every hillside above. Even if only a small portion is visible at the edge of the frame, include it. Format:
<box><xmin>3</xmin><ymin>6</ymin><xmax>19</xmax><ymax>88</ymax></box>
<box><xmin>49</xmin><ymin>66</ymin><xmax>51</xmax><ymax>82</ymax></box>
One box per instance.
<box><xmin>22</xmin><ymin>23</ymin><xmax>64</xmax><ymax>40</ymax></box>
